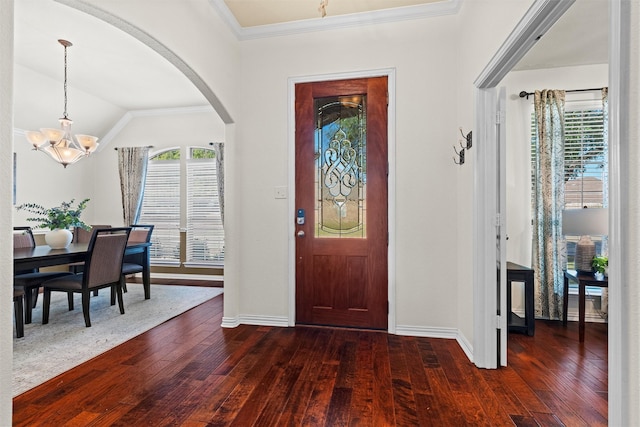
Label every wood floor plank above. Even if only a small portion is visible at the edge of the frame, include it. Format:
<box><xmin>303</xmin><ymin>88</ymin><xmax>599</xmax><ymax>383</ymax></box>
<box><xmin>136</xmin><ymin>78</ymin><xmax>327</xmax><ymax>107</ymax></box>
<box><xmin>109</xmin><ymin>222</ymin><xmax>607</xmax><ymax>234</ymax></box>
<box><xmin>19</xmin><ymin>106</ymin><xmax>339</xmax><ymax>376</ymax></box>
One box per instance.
<box><xmin>13</xmin><ymin>290</ymin><xmax>609</xmax><ymax>426</ymax></box>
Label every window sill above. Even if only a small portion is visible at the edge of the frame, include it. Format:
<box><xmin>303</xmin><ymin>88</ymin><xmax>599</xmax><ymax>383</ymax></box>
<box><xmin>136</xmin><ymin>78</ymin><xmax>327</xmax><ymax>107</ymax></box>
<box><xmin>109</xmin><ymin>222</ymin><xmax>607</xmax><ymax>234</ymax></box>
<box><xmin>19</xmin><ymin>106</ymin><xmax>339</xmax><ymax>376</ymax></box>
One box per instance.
<box><xmin>182</xmin><ymin>262</ymin><xmax>224</xmax><ymax>269</ymax></box>
<box><xmin>150</xmin><ymin>261</ymin><xmax>181</xmax><ymax>267</ymax></box>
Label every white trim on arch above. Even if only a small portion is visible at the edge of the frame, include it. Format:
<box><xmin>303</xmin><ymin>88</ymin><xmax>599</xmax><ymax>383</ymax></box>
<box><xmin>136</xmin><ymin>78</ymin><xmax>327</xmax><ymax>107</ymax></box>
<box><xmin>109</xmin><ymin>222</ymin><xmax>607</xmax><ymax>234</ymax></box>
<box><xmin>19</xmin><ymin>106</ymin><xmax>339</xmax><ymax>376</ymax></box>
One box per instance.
<box><xmin>286</xmin><ymin>68</ymin><xmax>397</xmax><ymax>332</ymax></box>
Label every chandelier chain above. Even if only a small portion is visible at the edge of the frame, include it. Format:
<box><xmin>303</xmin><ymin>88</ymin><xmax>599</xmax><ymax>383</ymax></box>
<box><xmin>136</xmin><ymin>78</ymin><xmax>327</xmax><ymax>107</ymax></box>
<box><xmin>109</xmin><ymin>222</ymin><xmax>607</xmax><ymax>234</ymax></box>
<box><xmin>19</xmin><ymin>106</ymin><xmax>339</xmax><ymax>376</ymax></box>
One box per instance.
<box><xmin>63</xmin><ymin>43</ymin><xmax>68</xmax><ymax>119</ymax></box>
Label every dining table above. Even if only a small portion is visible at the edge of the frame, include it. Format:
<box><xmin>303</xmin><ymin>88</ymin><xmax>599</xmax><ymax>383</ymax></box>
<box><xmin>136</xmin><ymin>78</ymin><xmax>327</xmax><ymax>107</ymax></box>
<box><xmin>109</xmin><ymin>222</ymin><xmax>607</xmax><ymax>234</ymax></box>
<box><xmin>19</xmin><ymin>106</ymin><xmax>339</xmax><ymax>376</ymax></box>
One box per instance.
<box><xmin>14</xmin><ymin>242</ymin><xmax>152</xmax><ymax>299</ymax></box>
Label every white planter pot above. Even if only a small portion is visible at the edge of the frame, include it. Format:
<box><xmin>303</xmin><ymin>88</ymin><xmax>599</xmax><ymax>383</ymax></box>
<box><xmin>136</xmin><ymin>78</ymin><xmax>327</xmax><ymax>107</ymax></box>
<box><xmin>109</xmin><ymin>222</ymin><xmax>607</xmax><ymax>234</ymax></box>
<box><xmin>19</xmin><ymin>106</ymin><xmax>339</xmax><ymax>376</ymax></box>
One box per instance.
<box><xmin>45</xmin><ymin>229</ymin><xmax>73</xmax><ymax>249</ymax></box>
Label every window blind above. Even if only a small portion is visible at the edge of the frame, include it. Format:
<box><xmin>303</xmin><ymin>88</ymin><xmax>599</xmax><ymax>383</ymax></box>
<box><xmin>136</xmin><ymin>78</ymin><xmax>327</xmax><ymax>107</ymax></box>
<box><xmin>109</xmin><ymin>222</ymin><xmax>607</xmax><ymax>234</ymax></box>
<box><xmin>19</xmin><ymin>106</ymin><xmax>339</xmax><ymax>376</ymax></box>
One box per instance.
<box><xmin>530</xmin><ymin>104</ymin><xmax>606</xmax><ymax>210</ymax></box>
<box><xmin>563</xmin><ymin>108</ymin><xmax>606</xmax><ymax>208</ymax></box>
<box><xmin>185</xmin><ymin>157</ymin><xmax>224</xmax><ymax>266</ymax></box>
<box><xmin>139</xmin><ymin>159</ymin><xmax>181</xmax><ymax>265</ymax></box>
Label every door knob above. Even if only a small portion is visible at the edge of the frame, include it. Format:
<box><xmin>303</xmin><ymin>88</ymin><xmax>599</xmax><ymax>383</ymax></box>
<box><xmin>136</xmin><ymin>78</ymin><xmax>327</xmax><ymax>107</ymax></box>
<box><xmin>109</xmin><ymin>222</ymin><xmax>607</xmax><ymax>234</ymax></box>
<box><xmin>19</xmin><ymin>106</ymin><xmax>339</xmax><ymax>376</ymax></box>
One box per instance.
<box><xmin>297</xmin><ymin>230</ymin><xmax>305</xmax><ymax>237</ymax></box>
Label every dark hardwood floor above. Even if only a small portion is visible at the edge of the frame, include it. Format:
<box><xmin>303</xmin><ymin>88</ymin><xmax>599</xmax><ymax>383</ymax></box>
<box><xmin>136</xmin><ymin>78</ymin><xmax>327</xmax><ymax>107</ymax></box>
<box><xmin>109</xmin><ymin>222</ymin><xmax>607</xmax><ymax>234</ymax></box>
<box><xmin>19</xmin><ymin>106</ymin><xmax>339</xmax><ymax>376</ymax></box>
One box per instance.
<box><xmin>13</xmin><ymin>284</ymin><xmax>607</xmax><ymax>426</ymax></box>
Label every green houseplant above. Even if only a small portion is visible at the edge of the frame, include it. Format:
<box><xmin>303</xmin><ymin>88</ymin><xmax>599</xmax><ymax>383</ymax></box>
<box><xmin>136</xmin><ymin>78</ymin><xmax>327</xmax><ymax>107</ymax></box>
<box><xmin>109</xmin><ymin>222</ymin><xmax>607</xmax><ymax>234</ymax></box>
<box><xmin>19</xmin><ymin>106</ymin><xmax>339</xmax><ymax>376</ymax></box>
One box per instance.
<box><xmin>592</xmin><ymin>255</ymin><xmax>608</xmax><ymax>276</ymax></box>
<box><xmin>16</xmin><ymin>199</ymin><xmax>90</xmax><ymax>248</ymax></box>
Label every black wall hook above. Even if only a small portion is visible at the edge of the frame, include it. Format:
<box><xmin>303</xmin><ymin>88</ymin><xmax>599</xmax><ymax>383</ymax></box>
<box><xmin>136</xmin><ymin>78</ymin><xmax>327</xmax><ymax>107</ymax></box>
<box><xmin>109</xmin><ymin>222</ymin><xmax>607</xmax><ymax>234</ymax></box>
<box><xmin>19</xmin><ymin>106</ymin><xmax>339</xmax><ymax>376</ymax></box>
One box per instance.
<box><xmin>460</xmin><ymin>128</ymin><xmax>472</xmax><ymax>150</ymax></box>
<box><xmin>453</xmin><ymin>146</ymin><xmax>465</xmax><ymax>165</ymax></box>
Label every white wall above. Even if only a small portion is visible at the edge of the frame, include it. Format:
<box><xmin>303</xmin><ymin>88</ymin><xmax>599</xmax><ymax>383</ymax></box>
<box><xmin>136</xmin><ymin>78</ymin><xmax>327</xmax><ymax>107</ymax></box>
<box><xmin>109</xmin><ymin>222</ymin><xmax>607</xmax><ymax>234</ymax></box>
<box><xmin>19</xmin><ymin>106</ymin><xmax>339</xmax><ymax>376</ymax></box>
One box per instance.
<box><xmin>84</xmin><ymin>0</ymin><xmax>240</xmax><ymax>122</ymax></box>
<box><xmin>13</xmin><ymin>64</ymin><xmax>127</xmax><ymax>139</ymax></box>
<box><xmin>236</xmin><ymin>17</ymin><xmax>462</xmax><ymax>329</ymax></box>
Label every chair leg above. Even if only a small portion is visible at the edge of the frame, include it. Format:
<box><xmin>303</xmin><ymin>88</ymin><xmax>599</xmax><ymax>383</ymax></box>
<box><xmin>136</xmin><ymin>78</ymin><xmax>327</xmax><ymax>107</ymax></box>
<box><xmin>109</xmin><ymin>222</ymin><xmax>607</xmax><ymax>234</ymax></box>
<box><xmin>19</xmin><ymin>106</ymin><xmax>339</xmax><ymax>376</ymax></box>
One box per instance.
<box><xmin>110</xmin><ymin>285</ymin><xmax>116</xmax><ymax>306</ymax></box>
<box><xmin>24</xmin><ymin>286</ymin><xmax>40</xmax><ymax>325</ymax></box>
<box><xmin>67</xmin><ymin>292</ymin><xmax>74</xmax><ymax>310</ymax></box>
<box><xmin>82</xmin><ymin>291</ymin><xmax>92</xmax><ymax>327</ymax></box>
<box><xmin>31</xmin><ymin>289</ymin><xmax>39</xmax><ymax>308</ymax></box>
<box><xmin>23</xmin><ymin>288</ymin><xmax>34</xmax><ymax>324</ymax></box>
<box><xmin>42</xmin><ymin>289</ymin><xmax>51</xmax><ymax>325</ymax></box>
<box><xmin>14</xmin><ymin>295</ymin><xmax>24</xmax><ymax>338</ymax></box>
<box><xmin>117</xmin><ymin>279</ymin><xmax>125</xmax><ymax>315</ymax></box>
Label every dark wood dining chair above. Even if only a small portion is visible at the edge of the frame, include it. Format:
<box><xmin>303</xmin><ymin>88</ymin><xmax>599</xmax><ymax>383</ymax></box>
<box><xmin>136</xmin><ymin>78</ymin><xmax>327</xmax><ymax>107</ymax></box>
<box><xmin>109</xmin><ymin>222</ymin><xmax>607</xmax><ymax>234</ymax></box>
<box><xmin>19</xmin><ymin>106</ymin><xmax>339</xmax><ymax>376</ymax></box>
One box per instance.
<box><xmin>121</xmin><ymin>224</ymin><xmax>154</xmax><ymax>294</ymax></box>
<box><xmin>41</xmin><ymin>227</ymin><xmax>131</xmax><ymax>328</ymax></box>
<box><xmin>13</xmin><ymin>226</ymin><xmax>74</xmax><ymax>324</ymax></box>
<box><xmin>14</xmin><ymin>289</ymin><xmax>25</xmax><ymax>338</ymax></box>
<box><xmin>68</xmin><ymin>224</ymin><xmax>112</xmax><ymax>273</ymax></box>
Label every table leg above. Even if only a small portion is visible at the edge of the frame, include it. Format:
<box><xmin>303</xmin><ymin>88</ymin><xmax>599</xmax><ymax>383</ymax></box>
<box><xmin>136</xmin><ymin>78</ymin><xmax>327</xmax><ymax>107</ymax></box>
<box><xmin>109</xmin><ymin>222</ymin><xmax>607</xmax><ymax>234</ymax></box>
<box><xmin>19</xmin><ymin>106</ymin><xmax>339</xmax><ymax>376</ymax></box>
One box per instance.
<box><xmin>506</xmin><ymin>278</ymin><xmax>512</xmax><ymax>331</ymax></box>
<box><xmin>563</xmin><ymin>275</ymin><xmax>569</xmax><ymax>326</ymax></box>
<box><xmin>579</xmin><ymin>282</ymin><xmax>586</xmax><ymax>342</ymax></box>
<box><xmin>525</xmin><ymin>273</ymin><xmax>535</xmax><ymax>336</ymax></box>
<box><xmin>142</xmin><ymin>248</ymin><xmax>151</xmax><ymax>300</ymax></box>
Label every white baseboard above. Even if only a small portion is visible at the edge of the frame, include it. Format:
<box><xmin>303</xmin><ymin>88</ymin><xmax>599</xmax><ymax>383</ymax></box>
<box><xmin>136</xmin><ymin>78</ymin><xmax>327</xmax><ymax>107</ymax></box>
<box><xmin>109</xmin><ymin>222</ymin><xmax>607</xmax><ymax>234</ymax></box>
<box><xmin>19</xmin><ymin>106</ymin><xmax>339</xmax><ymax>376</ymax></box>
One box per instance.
<box><xmin>221</xmin><ymin>314</ymin><xmax>289</xmax><ymax>328</ymax></box>
<box><xmin>395</xmin><ymin>325</ymin><xmax>474</xmax><ymax>364</ymax></box>
<box><xmin>221</xmin><ymin>316</ymin><xmax>239</xmax><ymax>328</ymax></box>
<box><xmin>395</xmin><ymin>324</ymin><xmax>459</xmax><ymax>339</ymax></box>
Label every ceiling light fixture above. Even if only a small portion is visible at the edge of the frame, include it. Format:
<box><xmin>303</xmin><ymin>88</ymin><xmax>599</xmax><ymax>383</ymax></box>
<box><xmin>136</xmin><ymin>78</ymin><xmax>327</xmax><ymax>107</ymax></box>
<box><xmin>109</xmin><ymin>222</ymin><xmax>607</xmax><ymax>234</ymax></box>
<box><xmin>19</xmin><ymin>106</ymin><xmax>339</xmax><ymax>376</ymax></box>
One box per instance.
<box><xmin>24</xmin><ymin>39</ymin><xmax>99</xmax><ymax>168</ymax></box>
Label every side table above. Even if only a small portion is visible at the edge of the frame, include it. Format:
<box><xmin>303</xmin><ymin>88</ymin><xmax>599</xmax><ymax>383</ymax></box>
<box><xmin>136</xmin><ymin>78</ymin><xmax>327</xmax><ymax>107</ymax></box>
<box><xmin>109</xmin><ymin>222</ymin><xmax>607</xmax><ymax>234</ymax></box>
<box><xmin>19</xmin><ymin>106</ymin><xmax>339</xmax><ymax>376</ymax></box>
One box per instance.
<box><xmin>563</xmin><ymin>270</ymin><xmax>608</xmax><ymax>343</ymax></box>
<box><xmin>506</xmin><ymin>262</ymin><xmax>535</xmax><ymax>336</ymax></box>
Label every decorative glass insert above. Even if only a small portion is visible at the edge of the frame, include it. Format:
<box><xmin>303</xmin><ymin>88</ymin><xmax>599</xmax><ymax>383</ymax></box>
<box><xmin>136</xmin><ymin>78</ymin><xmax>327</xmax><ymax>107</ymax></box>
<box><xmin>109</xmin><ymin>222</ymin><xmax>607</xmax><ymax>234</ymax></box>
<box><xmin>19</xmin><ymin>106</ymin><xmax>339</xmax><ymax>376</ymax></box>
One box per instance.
<box><xmin>315</xmin><ymin>95</ymin><xmax>366</xmax><ymax>238</ymax></box>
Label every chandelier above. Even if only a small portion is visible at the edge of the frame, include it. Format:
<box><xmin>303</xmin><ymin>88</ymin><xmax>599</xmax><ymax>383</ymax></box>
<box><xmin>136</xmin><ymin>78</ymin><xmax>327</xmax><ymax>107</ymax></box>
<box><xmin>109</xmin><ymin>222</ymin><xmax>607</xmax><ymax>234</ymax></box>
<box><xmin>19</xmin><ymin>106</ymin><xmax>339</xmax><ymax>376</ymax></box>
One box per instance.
<box><xmin>24</xmin><ymin>39</ymin><xmax>99</xmax><ymax>168</ymax></box>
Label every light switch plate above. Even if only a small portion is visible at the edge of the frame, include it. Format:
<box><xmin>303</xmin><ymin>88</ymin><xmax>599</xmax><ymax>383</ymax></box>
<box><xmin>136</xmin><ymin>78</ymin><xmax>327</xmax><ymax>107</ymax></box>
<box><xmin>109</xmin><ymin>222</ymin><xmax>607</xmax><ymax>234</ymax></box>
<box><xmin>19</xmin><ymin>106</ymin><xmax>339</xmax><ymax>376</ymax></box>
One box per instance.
<box><xmin>274</xmin><ymin>186</ymin><xmax>287</xmax><ymax>199</ymax></box>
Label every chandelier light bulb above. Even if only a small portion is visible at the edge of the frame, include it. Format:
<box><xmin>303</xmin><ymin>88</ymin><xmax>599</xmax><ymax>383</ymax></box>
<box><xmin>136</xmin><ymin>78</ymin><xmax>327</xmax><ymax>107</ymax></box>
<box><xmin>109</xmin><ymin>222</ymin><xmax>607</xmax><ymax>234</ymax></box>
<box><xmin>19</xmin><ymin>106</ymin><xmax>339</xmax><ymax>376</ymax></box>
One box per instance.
<box><xmin>25</xmin><ymin>131</ymin><xmax>48</xmax><ymax>150</ymax></box>
<box><xmin>75</xmin><ymin>134</ymin><xmax>100</xmax><ymax>154</ymax></box>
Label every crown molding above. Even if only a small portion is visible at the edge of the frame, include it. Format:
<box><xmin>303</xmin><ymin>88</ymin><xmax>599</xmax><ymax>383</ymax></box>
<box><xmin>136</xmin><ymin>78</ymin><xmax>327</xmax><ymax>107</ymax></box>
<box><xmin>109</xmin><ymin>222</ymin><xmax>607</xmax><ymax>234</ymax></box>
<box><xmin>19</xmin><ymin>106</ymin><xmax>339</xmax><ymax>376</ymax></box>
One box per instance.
<box><xmin>209</xmin><ymin>0</ymin><xmax>463</xmax><ymax>41</ymax></box>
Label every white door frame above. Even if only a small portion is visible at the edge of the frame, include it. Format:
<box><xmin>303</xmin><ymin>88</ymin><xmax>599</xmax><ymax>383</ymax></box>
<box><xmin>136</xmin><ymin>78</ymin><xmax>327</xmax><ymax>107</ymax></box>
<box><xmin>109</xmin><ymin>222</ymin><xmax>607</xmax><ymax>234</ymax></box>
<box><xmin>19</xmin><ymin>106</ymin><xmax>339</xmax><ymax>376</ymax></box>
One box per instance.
<box><xmin>287</xmin><ymin>68</ymin><xmax>397</xmax><ymax>333</ymax></box>
<box><xmin>473</xmin><ymin>0</ymin><xmax>627</xmax><ymax>423</ymax></box>
<box><xmin>473</xmin><ymin>0</ymin><xmax>577</xmax><ymax>369</ymax></box>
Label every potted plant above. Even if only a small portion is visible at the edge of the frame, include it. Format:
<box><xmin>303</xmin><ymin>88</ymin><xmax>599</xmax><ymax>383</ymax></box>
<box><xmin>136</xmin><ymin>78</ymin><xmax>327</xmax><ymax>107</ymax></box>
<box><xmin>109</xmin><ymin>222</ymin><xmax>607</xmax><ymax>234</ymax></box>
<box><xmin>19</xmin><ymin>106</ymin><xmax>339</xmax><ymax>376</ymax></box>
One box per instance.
<box><xmin>16</xmin><ymin>198</ymin><xmax>90</xmax><ymax>248</ymax></box>
<box><xmin>592</xmin><ymin>255</ymin><xmax>608</xmax><ymax>278</ymax></box>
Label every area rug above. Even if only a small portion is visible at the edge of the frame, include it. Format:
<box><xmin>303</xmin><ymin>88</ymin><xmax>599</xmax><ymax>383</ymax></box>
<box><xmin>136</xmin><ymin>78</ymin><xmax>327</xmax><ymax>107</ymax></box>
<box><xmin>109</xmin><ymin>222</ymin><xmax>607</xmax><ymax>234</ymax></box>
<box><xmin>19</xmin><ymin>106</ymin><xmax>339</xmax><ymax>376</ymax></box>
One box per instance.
<box><xmin>13</xmin><ymin>284</ymin><xmax>223</xmax><ymax>397</ymax></box>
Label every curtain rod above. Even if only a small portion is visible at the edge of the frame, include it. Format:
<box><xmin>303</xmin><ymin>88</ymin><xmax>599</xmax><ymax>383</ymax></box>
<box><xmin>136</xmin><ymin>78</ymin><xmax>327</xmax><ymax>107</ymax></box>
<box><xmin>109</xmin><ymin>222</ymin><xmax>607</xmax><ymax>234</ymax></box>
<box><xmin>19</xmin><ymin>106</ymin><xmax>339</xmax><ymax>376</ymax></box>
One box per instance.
<box><xmin>519</xmin><ymin>87</ymin><xmax>605</xmax><ymax>99</ymax></box>
<box><xmin>114</xmin><ymin>145</ymin><xmax>154</xmax><ymax>151</ymax></box>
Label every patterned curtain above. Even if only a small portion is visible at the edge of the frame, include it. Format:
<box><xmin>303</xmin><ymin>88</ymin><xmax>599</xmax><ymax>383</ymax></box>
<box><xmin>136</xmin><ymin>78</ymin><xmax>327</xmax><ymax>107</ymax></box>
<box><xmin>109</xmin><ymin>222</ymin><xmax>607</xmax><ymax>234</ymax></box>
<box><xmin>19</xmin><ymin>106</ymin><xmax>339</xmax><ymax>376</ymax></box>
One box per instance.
<box><xmin>211</xmin><ymin>142</ymin><xmax>225</xmax><ymax>226</ymax></box>
<box><xmin>532</xmin><ymin>89</ymin><xmax>566</xmax><ymax>320</ymax></box>
<box><xmin>118</xmin><ymin>147</ymin><xmax>150</xmax><ymax>226</ymax></box>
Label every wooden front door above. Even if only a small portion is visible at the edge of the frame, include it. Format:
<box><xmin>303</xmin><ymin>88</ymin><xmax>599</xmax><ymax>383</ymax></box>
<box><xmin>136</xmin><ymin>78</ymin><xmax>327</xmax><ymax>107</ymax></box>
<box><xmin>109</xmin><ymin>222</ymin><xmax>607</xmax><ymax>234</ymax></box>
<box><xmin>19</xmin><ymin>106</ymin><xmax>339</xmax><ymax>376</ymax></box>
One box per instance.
<box><xmin>295</xmin><ymin>76</ymin><xmax>388</xmax><ymax>330</ymax></box>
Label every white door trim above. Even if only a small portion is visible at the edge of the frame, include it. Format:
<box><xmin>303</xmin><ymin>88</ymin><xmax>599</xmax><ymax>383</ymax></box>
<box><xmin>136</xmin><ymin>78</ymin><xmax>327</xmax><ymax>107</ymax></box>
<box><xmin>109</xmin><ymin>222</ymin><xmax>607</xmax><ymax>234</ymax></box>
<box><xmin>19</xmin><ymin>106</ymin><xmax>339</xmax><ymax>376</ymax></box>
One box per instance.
<box><xmin>472</xmin><ymin>0</ymin><xmax>575</xmax><ymax>369</ymax></box>
<box><xmin>287</xmin><ymin>68</ymin><xmax>397</xmax><ymax>333</ymax></box>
